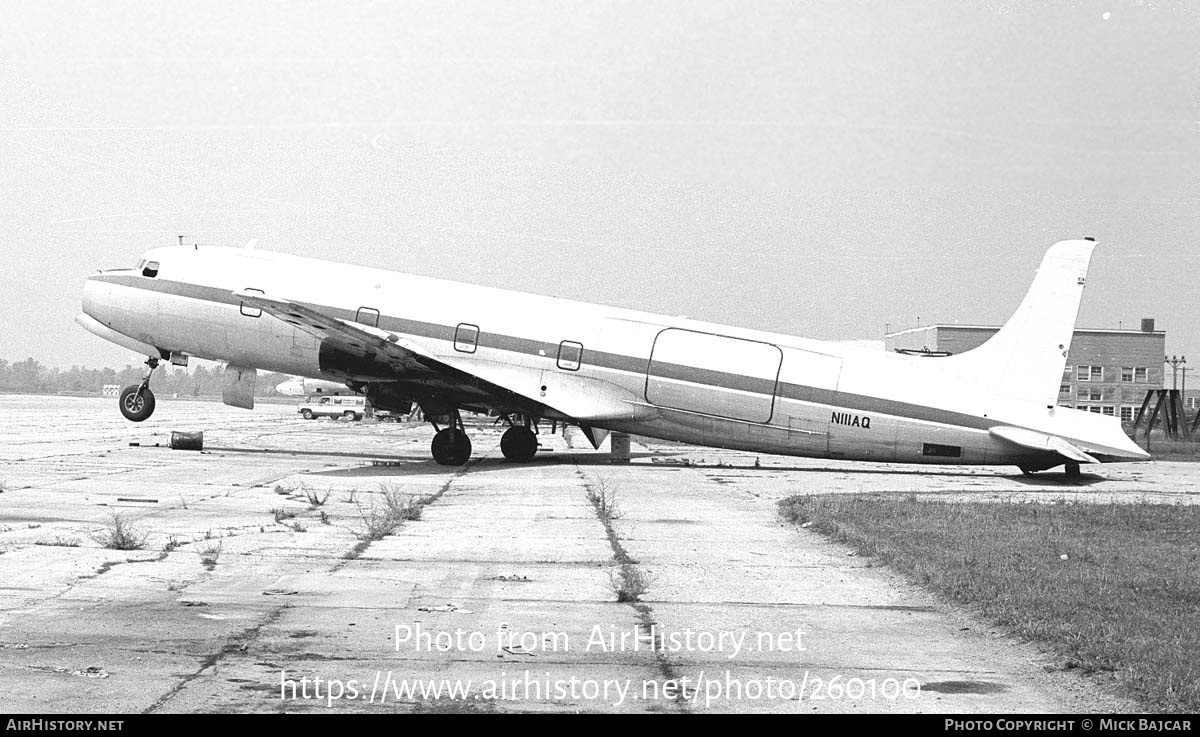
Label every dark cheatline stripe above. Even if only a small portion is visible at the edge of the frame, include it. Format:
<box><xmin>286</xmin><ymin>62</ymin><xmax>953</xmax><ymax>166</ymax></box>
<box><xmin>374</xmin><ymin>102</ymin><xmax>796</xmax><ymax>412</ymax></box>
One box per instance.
<box><xmin>92</xmin><ymin>273</ymin><xmax>994</xmax><ymax>433</ymax></box>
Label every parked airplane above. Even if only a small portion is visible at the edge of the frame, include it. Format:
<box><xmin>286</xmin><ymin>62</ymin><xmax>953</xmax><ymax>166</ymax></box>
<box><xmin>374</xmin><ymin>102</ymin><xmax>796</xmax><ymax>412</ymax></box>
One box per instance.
<box><xmin>77</xmin><ymin>238</ymin><xmax>1149</xmax><ymax>475</ymax></box>
<box><xmin>274</xmin><ymin>376</ymin><xmax>352</xmax><ymax>396</ymax></box>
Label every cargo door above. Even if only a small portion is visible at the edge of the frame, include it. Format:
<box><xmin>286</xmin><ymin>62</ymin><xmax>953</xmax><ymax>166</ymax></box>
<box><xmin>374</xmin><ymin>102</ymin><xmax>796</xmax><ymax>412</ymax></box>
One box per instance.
<box><xmin>645</xmin><ymin>328</ymin><xmax>783</xmax><ymax>423</ymax></box>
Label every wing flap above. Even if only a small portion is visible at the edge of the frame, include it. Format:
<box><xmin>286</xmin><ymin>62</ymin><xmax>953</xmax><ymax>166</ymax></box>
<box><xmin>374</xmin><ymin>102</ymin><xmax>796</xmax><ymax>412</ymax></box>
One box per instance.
<box><xmin>989</xmin><ymin>425</ymin><xmax>1099</xmax><ymax>464</ymax></box>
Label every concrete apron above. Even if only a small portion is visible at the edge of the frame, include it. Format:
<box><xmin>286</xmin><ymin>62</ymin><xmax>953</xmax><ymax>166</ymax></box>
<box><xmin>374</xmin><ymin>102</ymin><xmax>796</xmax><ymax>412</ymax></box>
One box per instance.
<box><xmin>0</xmin><ymin>398</ymin><xmax>1139</xmax><ymax>713</ymax></box>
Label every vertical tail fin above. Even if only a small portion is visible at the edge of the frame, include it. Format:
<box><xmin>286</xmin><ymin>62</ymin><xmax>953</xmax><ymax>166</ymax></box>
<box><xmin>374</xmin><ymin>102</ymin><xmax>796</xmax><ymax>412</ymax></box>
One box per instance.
<box><xmin>949</xmin><ymin>239</ymin><xmax>1095</xmax><ymax>407</ymax></box>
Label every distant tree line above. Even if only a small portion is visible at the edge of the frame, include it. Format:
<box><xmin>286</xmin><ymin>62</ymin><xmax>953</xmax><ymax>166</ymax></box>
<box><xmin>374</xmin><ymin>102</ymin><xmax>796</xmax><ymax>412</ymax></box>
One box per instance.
<box><xmin>0</xmin><ymin>358</ymin><xmax>288</xmax><ymax>398</ymax></box>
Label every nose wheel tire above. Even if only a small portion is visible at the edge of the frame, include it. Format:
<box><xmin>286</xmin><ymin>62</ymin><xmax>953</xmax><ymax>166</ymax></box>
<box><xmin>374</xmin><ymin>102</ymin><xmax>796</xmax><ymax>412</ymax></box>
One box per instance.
<box><xmin>431</xmin><ymin>428</ymin><xmax>472</xmax><ymax>465</ymax></box>
<box><xmin>500</xmin><ymin>426</ymin><xmax>538</xmax><ymax>462</ymax></box>
<box><xmin>119</xmin><ymin>385</ymin><xmax>156</xmax><ymax>422</ymax></box>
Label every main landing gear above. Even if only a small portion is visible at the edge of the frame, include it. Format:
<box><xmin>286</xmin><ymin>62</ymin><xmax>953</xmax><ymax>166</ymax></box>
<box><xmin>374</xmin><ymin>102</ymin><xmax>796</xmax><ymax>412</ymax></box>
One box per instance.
<box><xmin>426</xmin><ymin>410</ymin><xmax>541</xmax><ymax>465</ymax></box>
<box><xmin>429</xmin><ymin>408</ymin><xmax>472</xmax><ymax>465</ymax></box>
<box><xmin>118</xmin><ymin>357</ymin><xmax>160</xmax><ymax>422</ymax></box>
<box><xmin>500</xmin><ymin>422</ymin><xmax>538</xmax><ymax>463</ymax></box>
<box><xmin>1019</xmin><ymin>462</ymin><xmax>1083</xmax><ymax>479</ymax></box>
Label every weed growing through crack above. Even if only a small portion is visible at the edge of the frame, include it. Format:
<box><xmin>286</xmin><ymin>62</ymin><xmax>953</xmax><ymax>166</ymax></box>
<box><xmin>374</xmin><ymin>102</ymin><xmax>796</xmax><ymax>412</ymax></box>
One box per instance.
<box><xmin>609</xmin><ymin>566</ymin><xmax>653</xmax><ymax>603</ymax></box>
<box><xmin>271</xmin><ymin>508</ymin><xmax>297</xmax><ymax>524</ymax></box>
<box><xmin>304</xmin><ymin>486</ymin><xmax>332</xmax><ymax>508</ymax></box>
<box><xmin>356</xmin><ymin>485</ymin><xmax>431</xmax><ymax>541</ymax></box>
<box><xmin>163</xmin><ymin>536</ymin><xmax>182</xmax><ymax>552</ymax></box>
<box><xmin>586</xmin><ymin>477</ymin><xmax>621</xmax><ymax>522</ymax></box>
<box><xmin>92</xmin><ymin>513</ymin><xmax>148</xmax><ymax>551</ymax></box>
<box><xmin>198</xmin><ymin>541</ymin><xmax>222</xmax><ymax>570</ymax></box>
<box><xmin>583</xmin><ymin>474</ymin><xmax>653</xmax><ymax>603</ymax></box>
<box><xmin>35</xmin><ymin>537</ymin><xmax>81</xmax><ymax>548</ymax></box>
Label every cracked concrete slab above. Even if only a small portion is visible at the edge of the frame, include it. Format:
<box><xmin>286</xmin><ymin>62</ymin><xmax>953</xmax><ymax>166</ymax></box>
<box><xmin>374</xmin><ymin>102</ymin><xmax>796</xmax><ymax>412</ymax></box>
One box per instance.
<box><xmin>0</xmin><ymin>397</ymin><xmax>1174</xmax><ymax>712</ymax></box>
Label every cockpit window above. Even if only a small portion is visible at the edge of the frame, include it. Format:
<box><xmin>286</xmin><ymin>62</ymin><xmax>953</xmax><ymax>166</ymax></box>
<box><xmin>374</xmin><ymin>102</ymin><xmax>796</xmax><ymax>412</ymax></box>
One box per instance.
<box><xmin>142</xmin><ymin>261</ymin><xmax>159</xmax><ymax>278</ymax></box>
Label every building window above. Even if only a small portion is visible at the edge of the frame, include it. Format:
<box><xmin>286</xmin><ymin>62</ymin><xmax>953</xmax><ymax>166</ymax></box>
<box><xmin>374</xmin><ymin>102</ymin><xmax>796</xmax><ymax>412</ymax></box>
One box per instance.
<box><xmin>1077</xmin><ymin>365</ymin><xmax>1103</xmax><ymax>382</ymax></box>
<box><xmin>1102</xmin><ymin>406</ymin><xmax>1115</xmax><ymax>416</ymax></box>
<box><xmin>1077</xmin><ymin>389</ymin><xmax>1102</xmax><ymax>401</ymax></box>
<box><xmin>1120</xmin><ymin>406</ymin><xmax>1136</xmax><ymax>422</ymax></box>
<box><xmin>1187</xmin><ymin>397</ymin><xmax>1199</xmax><ymax>410</ymax></box>
<box><xmin>1121</xmin><ymin>367</ymin><xmax>1148</xmax><ymax>383</ymax></box>
<box><xmin>1088</xmin><ymin>406</ymin><xmax>1102</xmax><ymax>413</ymax></box>
<box><xmin>1060</xmin><ymin>384</ymin><xmax>1071</xmax><ymax>395</ymax></box>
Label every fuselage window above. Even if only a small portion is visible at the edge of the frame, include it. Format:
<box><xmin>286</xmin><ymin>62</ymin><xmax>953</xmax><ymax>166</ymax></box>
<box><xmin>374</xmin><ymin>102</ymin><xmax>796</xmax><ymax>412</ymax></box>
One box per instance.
<box><xmin>454</xmin><ymin>323</ymin><xmax>480</xmax><ymax>353</ymax></box>
<box><xmin>142</xmin><ymin>261</ymin><xmax>159</xmax><ymax>278</ymax></box>
<box><xmin>240</xmin><ymin>287</ymin><xmax>264</xmax><ymax>318</ymax></box>
<box><xmin>557</xmin><ymin>341</ymin><xmax>584</xmax><ymax>371</ymax></box>
<box><xmin>356</xmin><ymin>307</ymin><xmax>380</xmax><ymax>327</ymax></box>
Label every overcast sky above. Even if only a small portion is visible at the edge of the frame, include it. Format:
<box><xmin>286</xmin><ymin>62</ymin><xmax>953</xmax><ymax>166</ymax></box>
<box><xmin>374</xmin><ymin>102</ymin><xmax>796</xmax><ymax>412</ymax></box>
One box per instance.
<box><xmin>2</xmin><ymin>1</ymin><xmax>1198</xmax><ymax>373</ymax></box>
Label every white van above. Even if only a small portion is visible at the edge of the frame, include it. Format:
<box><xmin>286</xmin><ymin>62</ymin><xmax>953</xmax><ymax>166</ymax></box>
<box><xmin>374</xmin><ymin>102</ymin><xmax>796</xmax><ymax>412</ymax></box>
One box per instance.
<box><xmin>298</xmin><ymin>395</ymin><xmax>368</xmax><ymax>421</ymax></box>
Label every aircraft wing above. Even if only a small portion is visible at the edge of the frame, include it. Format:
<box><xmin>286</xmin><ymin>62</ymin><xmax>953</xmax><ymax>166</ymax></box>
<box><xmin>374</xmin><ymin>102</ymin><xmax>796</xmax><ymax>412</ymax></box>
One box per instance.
<box><xmin>235</xmin><ymin>291</ymin><xmax>434</xmax><ymax>375</ymax></box>
<box><xmin>234</xmin><ymin>291</ymin><xmax>652</xmax><ymax>426</ymax></box>
<box><xmin>988</xmin><ymin>425</ymin><xmax>1100</xmax><ymax>464</ymax></box>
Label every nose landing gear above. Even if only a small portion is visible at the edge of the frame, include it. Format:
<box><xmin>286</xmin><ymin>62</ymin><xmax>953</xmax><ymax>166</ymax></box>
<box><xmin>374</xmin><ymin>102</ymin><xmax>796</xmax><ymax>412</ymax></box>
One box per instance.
<box><xmin>118</xmin><ymin>357</ymin><xmax>160</xmax><ymax>422</ymax></box>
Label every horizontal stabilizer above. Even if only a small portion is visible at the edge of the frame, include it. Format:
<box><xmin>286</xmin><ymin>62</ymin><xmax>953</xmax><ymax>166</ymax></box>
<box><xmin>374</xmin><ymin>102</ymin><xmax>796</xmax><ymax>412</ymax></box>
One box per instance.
<box><xmin>989</xmin><ymin>425</ymin><xmax>1099</xmax><ymax>464</ymax></box>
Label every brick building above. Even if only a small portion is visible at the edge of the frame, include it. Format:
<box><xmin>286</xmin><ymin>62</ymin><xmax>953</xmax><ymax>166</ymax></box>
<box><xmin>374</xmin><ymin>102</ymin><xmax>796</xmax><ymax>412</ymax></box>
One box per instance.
<box><xmin>885</xmin><ymin>320</ymin><xmax>1166</xmax><ymax>422</ymax></box>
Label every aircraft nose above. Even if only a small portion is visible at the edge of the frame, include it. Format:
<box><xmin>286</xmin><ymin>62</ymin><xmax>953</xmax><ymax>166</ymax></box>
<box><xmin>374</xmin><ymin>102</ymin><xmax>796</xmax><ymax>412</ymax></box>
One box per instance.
<box><xmin>81</xmin><ymin>273</ymin><xmax>102</xmax><ymax>317</ymax></box>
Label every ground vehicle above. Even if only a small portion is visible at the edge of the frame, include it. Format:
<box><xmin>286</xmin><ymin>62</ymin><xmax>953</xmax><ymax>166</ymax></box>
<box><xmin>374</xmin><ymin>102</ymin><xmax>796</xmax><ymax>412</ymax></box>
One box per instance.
<box><xmin>297</xmin><ymin>395</ymin><xmax>367</xmax><ymax>420</ymax></box>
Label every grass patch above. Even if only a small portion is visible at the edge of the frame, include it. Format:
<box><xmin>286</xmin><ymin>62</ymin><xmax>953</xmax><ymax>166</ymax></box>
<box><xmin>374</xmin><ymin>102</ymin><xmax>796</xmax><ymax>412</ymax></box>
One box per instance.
<box><xmin>92</xmin><ymin>513</ymin><xmax>148</xmax><ymax>551</ymax></box>
<box><xmin>779</xmin><ymin>494</ymin><xmax>1200</xmax><ymax>713</ymax></box>
<box><xmin>1137</xmin><ymin>435</ymin><xmax>1200</xmax><ymax>461</ymax></box>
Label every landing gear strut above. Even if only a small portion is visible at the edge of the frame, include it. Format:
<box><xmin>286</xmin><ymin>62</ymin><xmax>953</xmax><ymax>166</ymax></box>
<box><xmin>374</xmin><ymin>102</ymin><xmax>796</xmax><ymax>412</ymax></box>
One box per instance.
<box><xmin>429</xmin><ymin>407</ymin><xmax>472</xmax><ymax>465</ymax></box>
<box><xmin>118</xmin><ymin>357</ymin><xmax>159</xmax><ymax>422</ymax></box>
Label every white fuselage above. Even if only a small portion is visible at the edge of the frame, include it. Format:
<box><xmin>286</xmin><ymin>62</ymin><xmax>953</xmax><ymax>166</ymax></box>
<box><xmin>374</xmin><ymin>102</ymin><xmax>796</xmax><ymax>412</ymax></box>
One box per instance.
<box><xmin>79</xmin><ymin>245</ymin><xmax>1150</xmax><ymax>469</ymax></box>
